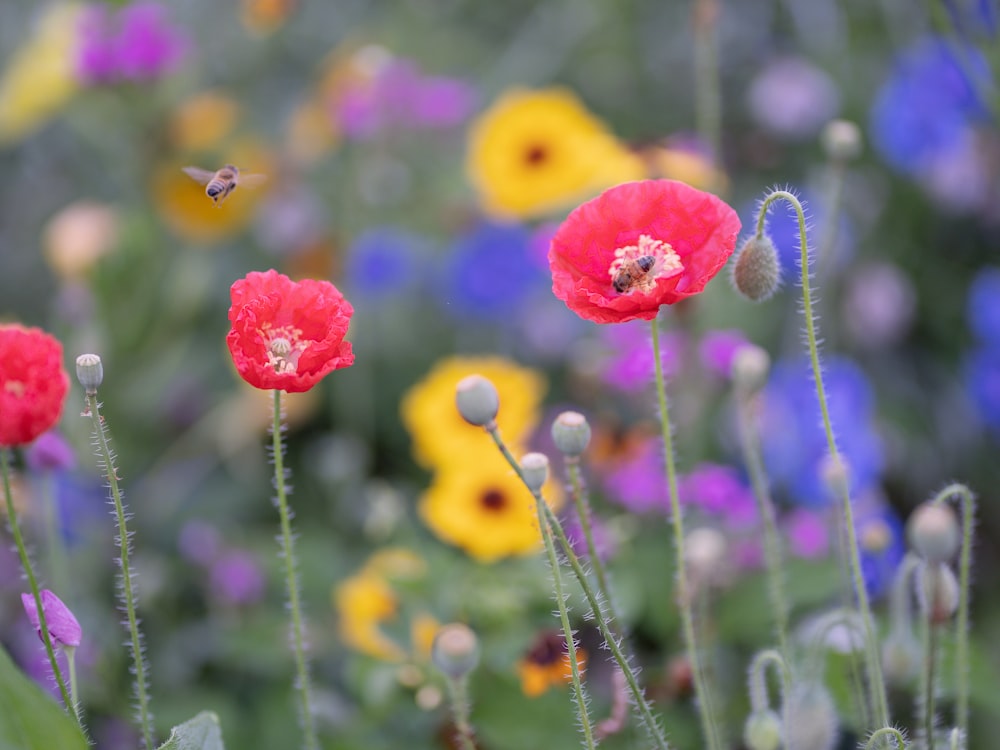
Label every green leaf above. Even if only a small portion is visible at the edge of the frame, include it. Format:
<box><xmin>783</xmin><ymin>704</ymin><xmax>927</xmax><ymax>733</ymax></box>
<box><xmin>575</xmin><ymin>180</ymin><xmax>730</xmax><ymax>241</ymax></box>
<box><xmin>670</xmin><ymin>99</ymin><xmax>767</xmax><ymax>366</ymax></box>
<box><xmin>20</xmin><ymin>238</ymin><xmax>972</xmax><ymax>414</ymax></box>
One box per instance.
<box><xmin>156</xmin><ymin>711</ymin><xmax>226</xmax><ymax>750</ymax></box>
<box><xmin>0</xmin><ymin>643</ymin><xmax>88</xmax><ymax>750</ymax></box>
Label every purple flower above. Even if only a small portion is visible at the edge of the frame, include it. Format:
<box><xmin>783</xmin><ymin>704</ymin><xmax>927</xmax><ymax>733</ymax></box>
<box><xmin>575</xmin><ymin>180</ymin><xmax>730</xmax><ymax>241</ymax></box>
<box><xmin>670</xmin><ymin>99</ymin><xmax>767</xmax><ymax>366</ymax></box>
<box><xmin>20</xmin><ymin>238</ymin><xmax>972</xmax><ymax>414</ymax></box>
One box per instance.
<box><xmin>600</xmin><ymin>322</ymin><xmax>685</xmax><ymax>393</ymax></box>
<box><xmin>346</xmin><ymin>227</ymin><xmax>426</xmax><ymax>301</ymax></box>
<box><xmin>854</xmin><ymin>493</ymin><xmax>905</xmax><ymax>598</ymax></box>
<box><xmin>210</xmin><ymin>550</ymin><xmax>266</xmax><ymax>607</ymax></box>
<box><xmin>678</xmin><ymin>463</ymin><xmax>758</xmax><ymax>530</ymax></box>
<box><xmin>74</xmin><ymin>2</ymin><xmax>187</xmax><ymax>86</ymax></box>
<box><xmin>841</xmin><ymin>262</ymin><xmax>916</xmax><ymax>350</ymax></box>
<box><xmin>178</xmin><ymin>520</ymin><xmax>221</xmax><ymax>567</ymax></box>
<box><xmin>967</xmin><ymin>266</ymin><xmax>1000</xmax><ymax>347</ymax></box>
<box><xmin>784</xmin><ymin>509</ymin><xmax>830</xmax><ymax>559</ymax></box>
<box><xmin>410</xmin><ymin>76</ymin><xmax>477</xmax><ymax>128</ymax></box>
<box><xmin>746</xmin><ymin>57</ymin><xmax>840</xmax><ymax>139</ymax></box>
<box><xmin>563</xmin><ymin>512</ymin><xmax>616</xmax><ymax>563</ymax></box>
<box><xmin>24</xmin><ymin>431</ymin><xmax>76</xmax><ymax>473</ymax></box>
<box><xmin>603</xmin><ymin>437</ymin><xmax>669</xmax><ymax>514</ymax></box>
<box><xmin>21</xmin><ymin>590</ymin><xmax>82</xmax><ymax>649</ymax></box>
<box><xmin>698</xmin><ymin>329</ymin><xmax>750</xmax><ymax>379</ymax></box>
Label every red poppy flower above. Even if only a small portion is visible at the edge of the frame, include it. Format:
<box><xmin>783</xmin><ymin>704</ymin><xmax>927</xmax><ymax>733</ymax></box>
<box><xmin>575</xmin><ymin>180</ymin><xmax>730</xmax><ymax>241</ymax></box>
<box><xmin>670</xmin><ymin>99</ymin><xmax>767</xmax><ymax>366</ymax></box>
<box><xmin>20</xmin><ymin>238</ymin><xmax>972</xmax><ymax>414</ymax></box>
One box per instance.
<box><xmin>226</xmin><ymin>269</ymin><xmax>354</xmax><ymax>392</ymax></box>
<box><xmin>548</xmin><ymin>180</ymin><xmax>741</xmax><ymax>324</ymax></box>
<box><xmin>0</xmin><ymin>325</ymin><xmax>69</xmax><ymax>447</ymax></box>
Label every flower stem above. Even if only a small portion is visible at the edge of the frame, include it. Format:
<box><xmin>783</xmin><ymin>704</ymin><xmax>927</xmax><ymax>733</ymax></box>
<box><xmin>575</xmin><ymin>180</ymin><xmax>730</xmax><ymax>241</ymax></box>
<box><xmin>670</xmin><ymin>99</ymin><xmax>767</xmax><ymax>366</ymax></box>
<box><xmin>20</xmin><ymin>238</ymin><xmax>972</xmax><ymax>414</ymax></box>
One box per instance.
<box><xmin>67</xmin><ymin>647</ymin><xmax>81</xmax><ymax>726</ymax></box>
<box><xmin>272</xmin><ymin>389</ymin><xmax>317</xmax><ymax>750</ymax></box>
<box><xmin>566</xmin><ymin>459</ymin><xmax>617</xmax><ymax>618</ymax></box>
<box><xmin>747</xmin><ymin>649</ymin><xmax>790</xmax><ymax>713</ymax></box>
<box><xmin>650</xmin><ymin>318</ymin><xmax>722</xmax><ymax>750</ymax></box>
<box><xmin>535</xmin><ymin>473</ymin><xmax>597</xmax><ymax>750</ymax></box>
<box><xmin>85</xmin><ymin>393</ymin><xmax>153</xmax><ymax>749</ymax></box>
<box><xmin>734</xmin><ymin>389</ymin><xmax>790</xmax><ymax>665</ymax></box>
<box><xmin>864</xmin><ymin>726</ymin><xmax>907</xmax><ymax>750</ymax></box>
<box><xmin>922</xmin><ymin>617</ymin><xmax>940</xmax><ymax>750</ymax></box>
<box><xmin>444</xmin><ymin>675</ymin><xmax>476</xmax><ymax>750</ymax></box>
<box><xmin>755</xmin><ymin>190</ymin><xmax>890</xmax><ymax>730</ymax></box>
<box><xmin>486</xmin><ymin>427</ymin><xmax>671</xmax><ymax>750</ymax></box>
<box><xmin>931</xmin><ymin>482</ymin><xmax>974</xmax><ymax>740</ymax></box>
<box><xmin>1</xmin><ymin>450</ymin><xmax>77</xmax><ymax>722</ymax></box>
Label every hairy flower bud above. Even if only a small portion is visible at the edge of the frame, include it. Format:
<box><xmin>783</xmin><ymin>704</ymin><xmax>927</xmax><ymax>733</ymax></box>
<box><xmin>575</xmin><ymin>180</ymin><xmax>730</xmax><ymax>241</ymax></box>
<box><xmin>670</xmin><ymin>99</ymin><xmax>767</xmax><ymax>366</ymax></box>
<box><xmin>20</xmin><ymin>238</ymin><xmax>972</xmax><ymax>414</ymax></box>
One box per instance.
<box><xmin>432</xmin><ymin>622</ymin><xmax>480</xmax><ymax>680</ymax></box>
<box><xmin>454</xmin><ymin>374</ymin><xmax>499</xmax><ymax>427</ymax></box>
<box><xmin>782</xmin><ymin>681</ymin><xmax>838</xmax><ymax>750</ymax></box>
<box><xmin>916</xmin><ymin>562</ymin><xmax>959</xmax><ymax>625</ymax></box>
<box><xmin>744</xmin><ymin>709</ymin><xmax>782</xmax><ymax>750</ymax></box>
<box><xmin>907</xmin><ymin>503</ymin><xmax>960</xmax><ymax>563</ymax></box>
<box><xmin>821</xmin><ymin>119</ymin><xmax>862</xmax><ymax>162</ymax></box>
<box><xmin>75</xmin><ymin>353</ymin><xmax>104</xmax><ymax>394</ymax></box>
<box><xmin>731</xmin><ymin>344</ymin><xmax>771</xmax><ymax>395</ymax></box>
<box><xmin>520</xmin><ymin>452</ymin><xmax>550</xmax><ymax>493</ymax></box>
<box><xmin>551</xmin><ymin>411</ymin><xmax>591</xmax><ymax>457</ymax></box>
<box><xmin>731</xmin><ymin>234</ymin><xmax>781</xmax><ymax>302</ymax></box>
<box><xmin>882</xmin><ymin>631</ymin><xmax>921</xmax><ymax>684</ymax></box>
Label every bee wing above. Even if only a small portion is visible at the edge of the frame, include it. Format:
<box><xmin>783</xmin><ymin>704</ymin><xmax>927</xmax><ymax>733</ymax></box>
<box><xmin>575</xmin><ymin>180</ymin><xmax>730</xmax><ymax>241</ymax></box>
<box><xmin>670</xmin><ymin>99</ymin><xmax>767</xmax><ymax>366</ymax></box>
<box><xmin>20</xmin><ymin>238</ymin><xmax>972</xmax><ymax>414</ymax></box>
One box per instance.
<box><xmin>238</xmin><ymin>173</ymin><xmax>268</xmax><ymax>190</ymax></box>
<box><xmin>182</xmin><ymin>166</ymin><xmax>216</xmax><ymax>185</ymax></box>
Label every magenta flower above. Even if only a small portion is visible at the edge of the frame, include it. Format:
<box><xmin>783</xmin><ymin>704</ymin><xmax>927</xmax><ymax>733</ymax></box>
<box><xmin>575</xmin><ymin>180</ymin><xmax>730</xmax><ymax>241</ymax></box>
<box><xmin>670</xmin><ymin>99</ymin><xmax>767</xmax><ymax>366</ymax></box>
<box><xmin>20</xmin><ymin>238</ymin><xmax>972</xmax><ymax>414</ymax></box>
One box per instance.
<box><xmin>24</xmin><ymin>430</ymin><xmax>76</xmax><ymax>473</ymax></box>
<box><xmin>603</xmin><ymin>437</ymin><xmax>670</xmax><ymax>514</ymax></box>
<box><xmin>21</xmin><ymin>590</ymin><xmax>82</xmax><ymax>649</ymax></box>
<box><xmin>784</xmin><ymin>509</ymin><xmax>830</xmax><ymax>559</ymax></box>
<box><xmin>76</xmin><ymin>5</ymin><xmax>118</xmax><ymax>85</ymax></box>
<box><xmin>678</xmin><ymin>463</ymin><xmax>758</xmax><ymax>530</ymax></box>
<box><xmin>698</xmin><ymin>329</ymin><xmax>750</xmax><ymax>379</ymax></box>
<box><xmin>210</xmin><ymin>550</ymin><xmax>267</xmax><ymax>607</ymax></box>
<box><xmin>564</xmin><ymin>512</ymin><xmax>616</xmax><ymax>563</ymax></box>
<box><xmin>600</xmin><ymin>322</ymin><xmax>685</xmax><ymax>393</ymax></box>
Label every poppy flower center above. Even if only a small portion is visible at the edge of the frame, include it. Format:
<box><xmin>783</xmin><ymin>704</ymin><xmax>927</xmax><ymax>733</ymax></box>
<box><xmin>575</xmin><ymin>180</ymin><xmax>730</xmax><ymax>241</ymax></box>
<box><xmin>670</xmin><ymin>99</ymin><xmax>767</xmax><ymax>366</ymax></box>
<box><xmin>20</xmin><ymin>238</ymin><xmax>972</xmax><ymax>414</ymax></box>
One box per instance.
<box><xmin>523</xmin><ymin>143</ymin><xmax>549</xmax><ymax>166</ymax></box>
<box><xmin>607</xmin><ymin>234</ymin><xmax>684</xmax><ymax>295</ymax></box>
<box><xmin>261</xmin><ymin>325</ymin><xmax>305</xmax><ymax>374</ymax></box>
<box><xmin>4</xmin><ymin>380</ymin><xmax>25</xmax><ymax>398</ymax></box>
<box><xmin>480</xmin><ymin>487</ymin><xmax>508</xmax><ymax>512</ymax></box>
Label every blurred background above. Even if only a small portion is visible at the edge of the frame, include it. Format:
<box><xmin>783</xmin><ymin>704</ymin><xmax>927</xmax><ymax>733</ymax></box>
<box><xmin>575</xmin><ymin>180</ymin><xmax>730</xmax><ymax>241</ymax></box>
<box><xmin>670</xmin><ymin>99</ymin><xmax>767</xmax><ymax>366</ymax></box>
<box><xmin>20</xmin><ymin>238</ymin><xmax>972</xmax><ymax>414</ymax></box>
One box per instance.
<box><xmin>1</xmin><ymin>0</ymin><xmax>1000</xmax><ymax>748</ymax></box>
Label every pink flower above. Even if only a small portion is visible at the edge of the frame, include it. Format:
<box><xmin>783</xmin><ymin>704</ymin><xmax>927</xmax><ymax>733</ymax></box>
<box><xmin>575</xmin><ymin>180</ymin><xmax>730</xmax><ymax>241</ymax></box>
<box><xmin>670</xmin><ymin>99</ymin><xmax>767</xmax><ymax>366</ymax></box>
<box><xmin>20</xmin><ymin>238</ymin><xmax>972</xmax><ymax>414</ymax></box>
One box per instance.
<box><xmin>698</xmin><ymin>329</ymin><xmax>750</xmax><ymax>379</ymax></box>
<box><xmin>21</xmin><ymin>590</ymin><xmax>82</xmax><ymax>649</ymax></box>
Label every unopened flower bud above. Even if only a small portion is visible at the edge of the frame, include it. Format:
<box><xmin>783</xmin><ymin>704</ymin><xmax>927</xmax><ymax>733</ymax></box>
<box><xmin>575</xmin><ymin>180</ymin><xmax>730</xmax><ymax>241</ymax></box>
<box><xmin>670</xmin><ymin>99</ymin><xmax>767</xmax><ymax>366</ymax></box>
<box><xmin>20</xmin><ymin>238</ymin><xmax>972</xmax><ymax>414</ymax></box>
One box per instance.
<box><xmin>744</xmin><ymin>709</ymin><xmax>782</xmax><ymax>750</ymax></box>
<box><xmin>21</xmin><ymin>589</ymin><xmax>82</xmax><ymax>649</ymax></box>
<box><xmin>455</xmin><ymin>375</ymin><xmax>499</xmax><ymax>427</ymax></box>
<box><xmin>820</xmin><ymin>454</ymin><xmax>850</xmax><ymax>499</ymax></box>
<box><xmin>551</xmin><ymin>411</ymin><xmax>591</xmax><ymax>457</ymax></box>
<box><xmin>821</xmin><ymin>119</ymin><xmax>862</xmax><ymax>162</ymax></box>
<box><xmin>75</xmin><ymin>353</ymin><xmax>103</xmax><ymax>394</ymax></box>
<box><xmin>908</xmin><ymin>503</ymin><xmax>960</xmax><ymax>563</ymax></box>
<box><xmin>917</xmin><ymin>562</ymin><xmax>959</xmax><ymax>625</ymax></box>
<box><xmin>882</xmin><ymin>631</ymin><xmax>921</xmax><ymax>684</ymax></box>
<box><xmin>520</xmin><ymin>452</ymin><xmax>549</xmax><ymax>492</ymax></box>
<box><xmin>432</xmin><ymin>623</ymin><xmax>480</xmax><ymax>680</ymax></box>
<box><xmin>731</xmin><ymin>345</ymin><xmax>771</xmax><ymax>394</ymax></box>
<box><xmin>731</xmin><ymin>234</ymin><xmax>781</xmax><ymax>302</ymax></box>
<box><xmin>782</xmin><ymin>681</ymin><xmax>838</xmax><ymax>750</ymax></box>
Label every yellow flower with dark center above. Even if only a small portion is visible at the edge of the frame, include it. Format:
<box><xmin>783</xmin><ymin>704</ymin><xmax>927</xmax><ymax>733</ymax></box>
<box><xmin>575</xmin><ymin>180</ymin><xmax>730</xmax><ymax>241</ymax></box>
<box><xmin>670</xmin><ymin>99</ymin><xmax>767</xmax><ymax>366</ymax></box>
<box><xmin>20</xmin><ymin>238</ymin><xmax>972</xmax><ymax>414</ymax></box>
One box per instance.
<box><xmin>418</xmin><ymin>445</ymin><xmax>562</xmax><ymax>563</ymax></box>
<box><xmin>0</xmin><ymin>4</ymin><xmax>80</xmax><ymax>144</ymax></box>
<box><xmin>466</xmin><ymin>87</ymin><xmax>645</xmax><ymax>220</ymax></box>
<box><xmin>401</xmin><ymin>356</ymin><xmax>545</xmax><ymax>470</ymax></box>
<box><xmin>516</xmin><ymin>629</ymin><xmax>588</xmax><ymax>697</ymax></box>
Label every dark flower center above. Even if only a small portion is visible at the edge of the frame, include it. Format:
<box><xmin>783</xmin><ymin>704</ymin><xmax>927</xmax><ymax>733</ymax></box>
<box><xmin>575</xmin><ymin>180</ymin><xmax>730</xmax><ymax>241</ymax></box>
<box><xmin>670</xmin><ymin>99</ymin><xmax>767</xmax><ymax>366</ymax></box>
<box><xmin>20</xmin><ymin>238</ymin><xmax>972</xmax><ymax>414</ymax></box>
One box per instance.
<box><xmin>523</xmin><ymin>144</ymin><xmax>549</xmax><ymax>166</ymax></box>
<box><xmin>480</xmin><ymin>488</ymin><xmax>508</xmax><ymax>512</ymax></box>
<box><xmin>527</xmin><ymin>631</ymin><xmax>565</xmax><ymax>666</ymax></box>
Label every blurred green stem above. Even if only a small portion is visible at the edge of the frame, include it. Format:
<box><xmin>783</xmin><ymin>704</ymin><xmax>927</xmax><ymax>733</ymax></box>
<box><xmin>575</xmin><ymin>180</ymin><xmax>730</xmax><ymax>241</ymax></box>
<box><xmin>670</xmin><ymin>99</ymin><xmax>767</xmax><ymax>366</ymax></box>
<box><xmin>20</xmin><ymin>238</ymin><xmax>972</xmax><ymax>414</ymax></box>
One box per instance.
<box><xmin>86</xmin><ymin>392</ymin><xmax>153</xmax><ymax>749</ymax></box>
<box><xmin>1</xmin><ymin>450</ymin><xmax>77</xmax><ymax>726</ymax></box>
<box><xmin>444</xmin><ymin>675</ymin><xmax>477</xmax><ymax>750</ymax></box>
<box><xmin>755</xmin><ymin>190</ymin><xmax>890</xmax><ymax>730</ymax></box>
<box><xmin>566</xmin><ymin>459</ymin><xmax>616</xmax><ymax>617</ymax></box>
<box><xmin>922</xmin><ymin>613</ymin><xmax>940</xmax><ymax>750</ymax></box>
<box><xmin>272</xmin><ymin>389</ymin><xmax>318</xmax><ymax>750</ymax></box>
<box><xmin>486</xmin><ymin>427</ymin><xmax>671</xmax><ymax>750</ymax></box>
<box><xmin>734</xmin><ymin>389</ymin><xmax>790</xmax><ymax>665</ymax></box>
<box><xmin>931</xmin><ymin>482</ymin><xmax>974</xmax><ymax>740</ymax></box>
<box><xmin>651</xmin><ymin>318</ymin><xmax>723</xmax><ymax>750</ymax></box>
<box><xmin>747</xmin><ymin>649</ymin><xmax>790</xmax><ymax>713</ymax></box>
<box><xmin>67</xmin><ymin>647</ymin><xmax>81</xmax><ymax>726</ymax></box>
<box><xmin>535</xmin><ymin>464</ymin><xmax>597</xmax><ymax>750</ymax></box>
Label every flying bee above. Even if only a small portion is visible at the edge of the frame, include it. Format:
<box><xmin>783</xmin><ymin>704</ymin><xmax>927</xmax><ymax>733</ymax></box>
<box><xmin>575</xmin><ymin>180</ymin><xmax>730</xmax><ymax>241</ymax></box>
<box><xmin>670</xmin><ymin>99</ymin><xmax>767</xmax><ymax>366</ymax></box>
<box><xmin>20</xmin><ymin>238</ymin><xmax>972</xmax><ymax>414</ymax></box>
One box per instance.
<box><xmin>612</xmin><ymin>254</ymin><xmax>656</xmax><ymax>293</ymax></box>
<box><xmin>181</xmin><ymin>164</ymin><xmax>267</xmax><ymax>207</ymax></box>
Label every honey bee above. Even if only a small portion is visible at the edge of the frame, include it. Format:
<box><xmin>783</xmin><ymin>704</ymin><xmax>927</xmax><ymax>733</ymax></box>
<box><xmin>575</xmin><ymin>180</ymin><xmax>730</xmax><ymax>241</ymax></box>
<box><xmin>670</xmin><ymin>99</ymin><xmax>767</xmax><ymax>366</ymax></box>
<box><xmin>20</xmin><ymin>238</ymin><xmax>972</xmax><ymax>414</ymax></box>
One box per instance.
<box><xmin>612</xmin><ymin>254</ymin><xmax>656</xmax><ymax>293</ymax></box>
<box><xmin>181</xmin><ymin>164</ymin><xmax>267</xmax><ymax>207</ymax></box>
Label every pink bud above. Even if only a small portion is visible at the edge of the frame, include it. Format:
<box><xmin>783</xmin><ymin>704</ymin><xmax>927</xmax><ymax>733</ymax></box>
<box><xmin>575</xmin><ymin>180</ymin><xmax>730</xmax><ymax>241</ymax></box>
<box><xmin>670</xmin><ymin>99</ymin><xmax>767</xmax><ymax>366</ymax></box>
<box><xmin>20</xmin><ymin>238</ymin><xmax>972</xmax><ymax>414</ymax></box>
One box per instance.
<box><xmin>21</xmin><ymin>590</ymin><xmax>82</xmax><ymax>649</ymax></box>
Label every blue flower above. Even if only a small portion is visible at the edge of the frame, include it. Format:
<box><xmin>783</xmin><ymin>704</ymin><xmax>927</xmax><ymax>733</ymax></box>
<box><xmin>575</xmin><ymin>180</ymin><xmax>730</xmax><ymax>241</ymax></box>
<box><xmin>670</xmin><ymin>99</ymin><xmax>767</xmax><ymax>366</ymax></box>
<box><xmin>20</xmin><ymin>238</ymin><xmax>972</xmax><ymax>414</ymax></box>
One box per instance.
<box><xmin>869</xmin><ymin>36</ymin><xmax>990</xmax><ymax>176</ymax></box>
<box><xmin>759</xmin><ymin>357</ymin><xmax>884</xmax><ymax>507</ymax></box>
<box><xmin>345</xmin><ymin>227</ymin><xmax>426</xmax><ymax>301</ymax></box>
<box><xmin>854</xmin><ymin>495</ymin><xmax>906</xmax><ymax>599</ymax></box>
<box><xmin>442</xmin><ymin>221</ymin><xmax>546</xmax><ymax>321</ymax></box>
<box><xmin>966</xmin><ymin>267</ymin><xmax>1000</xmax><ymax>347</ymax></box>
<box><xmin>963</xmin><ymin>346</ymin><xmax>1000</xmax><ymax>435</ymax></box>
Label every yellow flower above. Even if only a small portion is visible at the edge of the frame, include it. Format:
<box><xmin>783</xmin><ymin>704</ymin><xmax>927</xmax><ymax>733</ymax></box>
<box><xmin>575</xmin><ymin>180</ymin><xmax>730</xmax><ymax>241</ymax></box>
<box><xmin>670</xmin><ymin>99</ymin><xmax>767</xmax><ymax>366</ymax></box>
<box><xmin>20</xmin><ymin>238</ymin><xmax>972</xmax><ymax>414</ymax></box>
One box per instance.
<box><xmin>151</xmin><ymin>138</ymin><xmax>274</xmax><ymax>244</ymax></box>
<box><xmin>241</xmin><ymin>0</ymin><xmax>297</xmax><ymax>35</ymax></box>
<box><xmin>642</xmin><ymin>143</ymin><xmax>728</xmax><ymax>193</ymax></box>
<box><xmin>333</xmin><ymin>547</ymin><xmax>436</xmax><ymax>663</ymax></box>
<box><xmin>401</xmin><ymin>356</ymin><xmax>546</xmax><ymax>470</ymax></box>
<box><xmin>169</xmin><ymin>91</ymin><xmax>242</xmax><ymax>152</ymax></box>
<box><xmin>418</xmin><ymin>445</ymin><xmax>562</xmax><ymax>563</ymax></box>
<box><xmin>516</xmin><ymin>629</ymin><xmax>588</xmax><ymax>697</ymax></box>
<box><xmin>0</xmin><ymin>4</ymin><xmax>80</xmax><ymax>144</ymax></box>
<box><xmin>284</xmin><ymin>96</ymin><xmax>340</xmax><ymax>167</ymax></box>
<box><xmin>466</xmin><ymin>87</ymin><xmax>645</xmax><ymax>220</ymax></box>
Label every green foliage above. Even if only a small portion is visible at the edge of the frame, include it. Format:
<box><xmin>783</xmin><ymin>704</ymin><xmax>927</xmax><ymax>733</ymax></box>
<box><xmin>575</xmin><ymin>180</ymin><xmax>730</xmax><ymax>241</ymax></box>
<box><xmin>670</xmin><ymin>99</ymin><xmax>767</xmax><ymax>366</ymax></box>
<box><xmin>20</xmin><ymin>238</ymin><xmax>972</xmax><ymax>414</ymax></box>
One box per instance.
<box><xmin>0</xmin><ymin>644</ymin><xmax>88</xmax><ymax>750</ymax></box>
<box><xmin>157</xmin><ymin>711</ymin><xmax>225</xmax><ymax>750</ymax></box>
